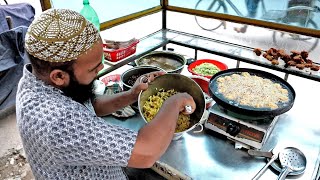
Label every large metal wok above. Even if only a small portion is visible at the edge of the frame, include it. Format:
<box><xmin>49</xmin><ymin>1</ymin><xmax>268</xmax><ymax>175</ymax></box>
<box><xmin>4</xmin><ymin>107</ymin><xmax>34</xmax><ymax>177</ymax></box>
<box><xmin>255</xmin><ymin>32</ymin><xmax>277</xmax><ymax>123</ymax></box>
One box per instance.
<box><xmin>208</xmin><ymin>68</ymin><xmax>296</xmax><ymax>119</ymax></box>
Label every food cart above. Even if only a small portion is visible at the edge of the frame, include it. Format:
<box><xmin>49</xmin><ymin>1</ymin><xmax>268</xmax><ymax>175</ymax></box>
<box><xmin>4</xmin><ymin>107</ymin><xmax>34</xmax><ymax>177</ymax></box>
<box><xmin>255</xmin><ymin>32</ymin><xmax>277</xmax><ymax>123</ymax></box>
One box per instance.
<box><xmin>40</xmin><ymin>0</ymin><xmax>320</xmax><ymax>179</ymax></box>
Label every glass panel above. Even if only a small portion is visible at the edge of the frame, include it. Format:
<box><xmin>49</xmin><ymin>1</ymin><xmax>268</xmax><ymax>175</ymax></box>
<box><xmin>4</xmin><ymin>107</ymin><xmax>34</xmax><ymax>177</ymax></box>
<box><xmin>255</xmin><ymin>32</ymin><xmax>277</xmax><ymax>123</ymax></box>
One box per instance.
<box><xmin>166</xmin><ymin>12</ymin><xmax>320</xmax><ymax>81</ymax></box>
<box><xmin>50</xmin><ymin>0</ymin><xmax>160</xmax><ymax>23</ymax></box>
<box><xmin>167</xmin><ymin>11</ymin><xmax>320</xmax><ymax>58</ymax></box>
<box><xmin>169</xmin><ymin>0</ymin><xmax>320</xmax><ymax>30</ymax></box>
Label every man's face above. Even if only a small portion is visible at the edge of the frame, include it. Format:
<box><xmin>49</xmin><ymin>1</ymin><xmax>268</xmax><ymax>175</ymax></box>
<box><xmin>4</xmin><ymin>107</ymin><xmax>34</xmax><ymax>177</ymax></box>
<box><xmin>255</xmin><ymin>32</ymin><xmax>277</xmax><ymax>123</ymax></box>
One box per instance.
<box><xmin>72</xmin><ymin>39</ymin><xmax>104</xmax><ymax>85</ymax></box>
<box><xmin>62</xmin><ymin>39</ymin><xmax>104</xmax><ymax>103</ymax></box>
<box><xmin>61</xmin><ymin>71</ymin><xmax>95</xmax><ymax>103</ymax></box>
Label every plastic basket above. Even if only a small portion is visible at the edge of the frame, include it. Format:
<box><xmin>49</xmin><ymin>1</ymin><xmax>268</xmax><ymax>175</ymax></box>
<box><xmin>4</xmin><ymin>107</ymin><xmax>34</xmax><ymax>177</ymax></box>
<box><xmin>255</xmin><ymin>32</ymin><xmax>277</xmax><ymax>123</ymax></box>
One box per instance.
<box><xmin>103</xmin><ymin>40</ymin><xmax>139</xmax><ymax>62</ymax></box>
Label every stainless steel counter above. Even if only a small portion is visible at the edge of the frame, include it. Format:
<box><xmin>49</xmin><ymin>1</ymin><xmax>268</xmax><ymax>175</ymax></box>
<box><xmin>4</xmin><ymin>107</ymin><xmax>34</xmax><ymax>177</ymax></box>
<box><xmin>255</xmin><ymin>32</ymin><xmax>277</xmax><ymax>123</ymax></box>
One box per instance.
<box><xmin>103</xmin><ymin>105</ymin><xmax>320</xmax><ymax>179</ymax></box>
<box><xmin>102</xmin><ymin>66</ymin><xmax>320</xmax><ymax>180</ymax></box>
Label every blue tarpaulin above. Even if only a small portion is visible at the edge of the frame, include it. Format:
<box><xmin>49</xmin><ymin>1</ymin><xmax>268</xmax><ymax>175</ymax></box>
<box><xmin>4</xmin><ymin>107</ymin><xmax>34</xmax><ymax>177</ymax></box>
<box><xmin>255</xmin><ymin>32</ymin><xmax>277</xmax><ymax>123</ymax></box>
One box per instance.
<box><xmin>0</xmin><ymin>3</ymin><xmax>34</xmax><ymax>117</ymax></box>
<box><xmin>0</xmin><ymin>26</ymin><xmax>28</xmax><ymax>115</ymax></box>
<box><xmin>0</xmin><ymin>3</ymin><xmax>34</xmax><ymax>32</ymax></box>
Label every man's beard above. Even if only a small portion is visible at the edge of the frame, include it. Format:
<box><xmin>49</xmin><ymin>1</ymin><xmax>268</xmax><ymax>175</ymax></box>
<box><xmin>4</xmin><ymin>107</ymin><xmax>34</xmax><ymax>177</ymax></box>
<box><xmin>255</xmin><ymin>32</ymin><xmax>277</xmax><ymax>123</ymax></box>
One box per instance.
<box><xmin>61</xmin><ymin>72</ymin><xmax>95</xmax><ymax>104</ymax></box>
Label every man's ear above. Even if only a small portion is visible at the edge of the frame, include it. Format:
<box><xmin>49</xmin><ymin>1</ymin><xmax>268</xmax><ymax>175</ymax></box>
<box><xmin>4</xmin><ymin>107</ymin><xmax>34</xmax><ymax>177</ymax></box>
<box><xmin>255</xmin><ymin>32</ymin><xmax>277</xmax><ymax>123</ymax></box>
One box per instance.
<box><xmin>49</xmin><ymin>69</ymin><xmax>70</xmax><ymax>87</ymax></box>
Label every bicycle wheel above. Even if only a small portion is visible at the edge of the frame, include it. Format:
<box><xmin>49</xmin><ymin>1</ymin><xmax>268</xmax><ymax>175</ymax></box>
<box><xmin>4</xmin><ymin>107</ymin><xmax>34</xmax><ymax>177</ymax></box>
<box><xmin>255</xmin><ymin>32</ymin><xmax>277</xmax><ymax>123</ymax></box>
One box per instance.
<box><xmin>272</xmin><ymin>19</ymin><xmax>319</xmax><ymax>52</ymax></box>
<box><xmin>194</xmin><ymin>0</ymin><xmax>228</xmax><ymax>31</ymax></box>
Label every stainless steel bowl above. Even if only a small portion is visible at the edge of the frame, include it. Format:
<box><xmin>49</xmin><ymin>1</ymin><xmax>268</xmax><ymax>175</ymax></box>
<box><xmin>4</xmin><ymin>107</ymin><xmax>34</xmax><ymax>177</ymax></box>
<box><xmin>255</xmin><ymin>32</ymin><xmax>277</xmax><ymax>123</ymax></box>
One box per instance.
<box><xmin>135</xmin><ymin>51</ymin><xmax>186</xmax><ymax>74</ymax></box>
<box><xmin>138</xmin><ymin>73</ymin><xmax>206</xmax><ymax>140</ymax></box>
<box><xmin>120</xmin><ymin>66</ymin><xmax>164</xmax><ymax>91</ymax></box>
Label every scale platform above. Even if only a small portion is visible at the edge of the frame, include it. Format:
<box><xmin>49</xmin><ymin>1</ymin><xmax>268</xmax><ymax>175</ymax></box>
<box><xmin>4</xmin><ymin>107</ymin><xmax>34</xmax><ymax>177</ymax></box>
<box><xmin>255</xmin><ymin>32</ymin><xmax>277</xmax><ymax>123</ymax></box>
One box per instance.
<box><xmin>205</xmin><ymin>103</ymin><xmax>279</xmax><ymax>149</ymax></box>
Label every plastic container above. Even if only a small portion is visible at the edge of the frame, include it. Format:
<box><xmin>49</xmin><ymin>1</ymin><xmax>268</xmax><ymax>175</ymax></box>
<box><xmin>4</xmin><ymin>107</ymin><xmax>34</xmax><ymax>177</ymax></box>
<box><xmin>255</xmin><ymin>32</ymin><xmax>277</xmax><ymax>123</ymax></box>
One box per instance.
<box><xmin>103</xmin><ymin>40</ymin><xmax>139</xmax><ymax>62</ymax></box>
<box><xmin>188</xmin><ymin>59</ymin><xmax>228</xmax><ymax>79</ymax></box>
<box><xmin>189</xmin><ymin>75</ymin><xmax>210</xmax><ymax>94</ymax></box>
<box><xmin>189</xmin><ymin>75</ymin><xmax>213</xmax><ymax>109</ymax></box>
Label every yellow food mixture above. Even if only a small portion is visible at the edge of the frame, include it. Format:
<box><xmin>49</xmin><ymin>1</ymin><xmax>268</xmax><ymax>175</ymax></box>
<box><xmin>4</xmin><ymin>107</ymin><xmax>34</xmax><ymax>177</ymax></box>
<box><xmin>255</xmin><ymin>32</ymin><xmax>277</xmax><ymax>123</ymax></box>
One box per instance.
<box><xmin>142</xmin><ymin>89</ymin><xmax>190</xmax><ymax>132</ymax></box>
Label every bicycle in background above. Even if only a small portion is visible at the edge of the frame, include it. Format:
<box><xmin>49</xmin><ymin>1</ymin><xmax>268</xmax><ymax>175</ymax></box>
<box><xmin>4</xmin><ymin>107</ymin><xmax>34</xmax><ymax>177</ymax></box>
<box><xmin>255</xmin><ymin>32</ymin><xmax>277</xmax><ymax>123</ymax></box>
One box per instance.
<box><xmin>194</xmin><ymin>0</ymin><xmax>319</xmax><ymax>52</ymax></box>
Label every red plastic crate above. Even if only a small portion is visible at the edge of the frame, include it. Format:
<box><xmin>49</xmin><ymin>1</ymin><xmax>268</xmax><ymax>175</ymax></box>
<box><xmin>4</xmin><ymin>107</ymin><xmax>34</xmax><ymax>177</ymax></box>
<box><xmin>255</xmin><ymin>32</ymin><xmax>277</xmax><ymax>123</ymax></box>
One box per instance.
<box><xmin>103</xmin><ymin>40</ymin><xmax>139</xmax><ymax>62</ymax></box>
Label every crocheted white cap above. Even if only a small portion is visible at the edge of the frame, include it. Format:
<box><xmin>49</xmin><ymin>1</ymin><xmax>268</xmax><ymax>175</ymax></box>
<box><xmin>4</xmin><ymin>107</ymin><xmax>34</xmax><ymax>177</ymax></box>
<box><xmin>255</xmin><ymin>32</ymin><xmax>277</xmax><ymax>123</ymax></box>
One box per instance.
<box><xmin>25</xmin><ymin>9</ymin><xmax>100</xmax><ymax>62</ymax></box>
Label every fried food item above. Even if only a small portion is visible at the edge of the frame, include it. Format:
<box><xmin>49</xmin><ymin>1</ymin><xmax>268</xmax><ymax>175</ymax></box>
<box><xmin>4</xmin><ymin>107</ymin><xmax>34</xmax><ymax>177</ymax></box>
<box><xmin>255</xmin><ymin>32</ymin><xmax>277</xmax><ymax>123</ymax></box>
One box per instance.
<box><xmin>300</xmin><ymin>51</ymin><xmax>309</xmax><ymax>59</ymax></box>
<box><xmin>293</xmin><ymin>55</ymin><xmax>306</xmax><ymax>64</ymax></box>
<box><xmin>281</xmin><ymin>54</ymin><xmax>291</xmax><ymax>62</ymax></box>
<box><xmin>265</xmin><ymin>55</ymin><xmax>274</xmax><ymax>61</ymax></box>
<box><xmin>290</xmin><ymin>50</ymin><xmax>300</xmax><ymax>56</ymax></box>
<box><xmin>293</xmin><ymin>55</ymin><xmax>302</xmax><ymax>61</ymax></box>
<box><xmin>310</xmin><ymin>65</ymin><xmax>320</xmax><ymax>71</ymax></box>
<box><xmin>273</xmin><ymin>55</ymin><xmax>279</xmax><ymax>60</ymax></box>
<box><xmin>287</xmin><ymin>61</ymin><xmax>297</xmax><ymax>66</ymax></box>
<box><xmin>253</xmin><ymin>48</ymin><xmax>262</xmax><ymax>56</ymax></box>
<box><xmin>254</xmin><ymin>48</ymin><xmax>318</xmax><ymax>72</ymax></box>
<box><xmin>262</xmin><ymin>53</ymin><xmax>268</xmax><ymax>58</ymax></box>
<box><xmin>267</xmin><ymin>48</ymin><xmax>278</xmax><ymax>56</ymax></box>
<box><xmin>271</xmin><ymin>59</ymin><xmax>279</xmax><ymax>65</ymax></box>
<box><xmin>305</xmin><ymin>59</ymin><xmax>313</xmax><ymax>64</ymax></box>
<box><xmin>296</xmin><ymin>64</ymin><xmax>305</xmax><ymax>70</ymax></box>
<box><xmin>277</xmin><ymin>49</ymin><xmax>286</xmax><ymax>58</ymax></box>
<box><xmin>305</xmin><ymin>63</ymin><xmax>313</xmax><ymax>68</ymax></box>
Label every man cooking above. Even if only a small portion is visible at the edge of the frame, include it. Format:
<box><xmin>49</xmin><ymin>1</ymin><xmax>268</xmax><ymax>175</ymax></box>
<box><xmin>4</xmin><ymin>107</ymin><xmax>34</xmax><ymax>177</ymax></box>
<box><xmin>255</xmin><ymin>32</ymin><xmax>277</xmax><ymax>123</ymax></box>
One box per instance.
<box><xmin>16</xmin><ymin>8</ymin><xmax>196</xmax><ymax>179</ymax></box>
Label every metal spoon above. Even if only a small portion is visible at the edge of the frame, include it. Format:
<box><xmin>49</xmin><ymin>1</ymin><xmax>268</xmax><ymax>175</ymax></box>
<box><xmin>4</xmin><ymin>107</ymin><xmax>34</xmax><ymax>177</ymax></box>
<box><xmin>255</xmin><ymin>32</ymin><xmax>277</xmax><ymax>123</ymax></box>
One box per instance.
<box><xmin>277</xmin><ymin>147</ymin><xmax>307</xmax><ymax>180</ymax></box>
<box><xmin>252</xmin><ymin>152</ymin><xmax>278</xmax><ymax>180</ymax></box>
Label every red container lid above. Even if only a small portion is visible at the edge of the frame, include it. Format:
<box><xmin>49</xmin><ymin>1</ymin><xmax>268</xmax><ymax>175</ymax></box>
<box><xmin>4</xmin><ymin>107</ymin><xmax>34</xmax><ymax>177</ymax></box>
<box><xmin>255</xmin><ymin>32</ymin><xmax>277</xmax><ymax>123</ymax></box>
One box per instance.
<box><xmin>188</xmin><ymin>59</ymin><xmax>228</xmax><ymax>79</ymax></box>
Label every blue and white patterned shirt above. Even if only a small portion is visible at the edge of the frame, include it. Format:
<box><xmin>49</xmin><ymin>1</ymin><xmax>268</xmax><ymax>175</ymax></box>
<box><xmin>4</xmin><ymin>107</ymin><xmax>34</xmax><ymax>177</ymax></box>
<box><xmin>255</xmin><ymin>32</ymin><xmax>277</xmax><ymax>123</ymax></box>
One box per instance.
<box><xmin>16</xmin><ymin>64</ymin><xmax>137</xmax><ymax>179</ymax></box>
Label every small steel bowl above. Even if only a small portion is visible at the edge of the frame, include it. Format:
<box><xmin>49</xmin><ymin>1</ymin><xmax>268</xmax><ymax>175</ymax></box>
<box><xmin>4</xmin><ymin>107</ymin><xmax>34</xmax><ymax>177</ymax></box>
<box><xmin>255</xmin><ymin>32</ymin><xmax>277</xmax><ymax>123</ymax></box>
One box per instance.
<box><xmin>120</xmin><ymin>66</ymin><xmax>164</xmax><ymax>91</ymax></box>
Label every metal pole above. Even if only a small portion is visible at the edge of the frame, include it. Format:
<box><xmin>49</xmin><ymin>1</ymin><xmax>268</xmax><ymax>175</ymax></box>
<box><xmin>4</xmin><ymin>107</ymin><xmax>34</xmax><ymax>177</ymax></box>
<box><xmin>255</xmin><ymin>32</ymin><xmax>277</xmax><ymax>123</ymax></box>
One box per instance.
<box><xmin>161</xmin><ymin>0</ymin><xmax>168</xmax><ymax>29</ymax></box>
<box><xmin>236</xmin><ymin>60</ymin><xmax>240</xmax><ymax>68</ymax></box>
<box><xmin>161</xmin><ymin>0</ymin><xmax>168</xmax><ymax>50</ymax></box>
<box><xmin>194</xmin><ymin>49</ymin><xmax>198</xmax><ymax>60</ymax></box>
<box><xmin>284</xmin><ymin>73</ymin><xmax>289</xmax><ymax>81</ymax></box>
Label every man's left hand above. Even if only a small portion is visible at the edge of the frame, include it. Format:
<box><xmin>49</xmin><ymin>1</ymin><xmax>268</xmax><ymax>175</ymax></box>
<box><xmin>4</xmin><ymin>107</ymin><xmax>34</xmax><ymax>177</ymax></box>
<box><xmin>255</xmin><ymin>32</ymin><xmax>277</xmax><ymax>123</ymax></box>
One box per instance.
<box><xmin>130</xmin><ymin>71</ymin><xmax>166</xmax><ymax>97</ymax></box>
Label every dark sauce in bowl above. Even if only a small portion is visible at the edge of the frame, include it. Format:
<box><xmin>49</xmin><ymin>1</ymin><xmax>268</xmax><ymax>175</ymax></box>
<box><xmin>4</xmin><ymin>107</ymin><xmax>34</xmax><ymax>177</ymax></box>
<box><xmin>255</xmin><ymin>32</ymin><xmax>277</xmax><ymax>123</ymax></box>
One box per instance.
<box><xmin>139</xmin><ymin>56</ymin><xmax>183</xmax><ymax>72</ymax></box>
<box><xmin>126</xmin><ymin>74</ymin><xmax>142</xmax><ymax>86</ymax></box>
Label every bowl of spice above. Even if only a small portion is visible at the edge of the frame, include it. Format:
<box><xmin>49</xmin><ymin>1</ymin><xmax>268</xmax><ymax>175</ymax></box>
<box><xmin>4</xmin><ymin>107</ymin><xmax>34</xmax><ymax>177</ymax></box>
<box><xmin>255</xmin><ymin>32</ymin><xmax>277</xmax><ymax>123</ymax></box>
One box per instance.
<box><xmin>188</xmin><ymin>59</ymin><xmax>228</xmax><ymax>79</ymax></box>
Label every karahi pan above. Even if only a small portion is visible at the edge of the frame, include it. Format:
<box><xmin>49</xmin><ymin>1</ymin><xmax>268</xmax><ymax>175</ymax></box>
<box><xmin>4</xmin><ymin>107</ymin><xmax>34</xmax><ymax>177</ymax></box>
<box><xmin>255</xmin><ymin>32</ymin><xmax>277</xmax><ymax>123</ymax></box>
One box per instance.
<box><xmin>209</xmin><ymin>68</ymin><xmax>295</xmax><ymax>119</ymax></box>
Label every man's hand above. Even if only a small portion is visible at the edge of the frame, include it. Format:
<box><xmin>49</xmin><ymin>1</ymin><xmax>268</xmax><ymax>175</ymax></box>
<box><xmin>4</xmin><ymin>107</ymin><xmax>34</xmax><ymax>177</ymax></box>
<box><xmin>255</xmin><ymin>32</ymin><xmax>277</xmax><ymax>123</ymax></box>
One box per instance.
<box><xmin>130</xmin><ymin>71</ymin><xmax>166</xmax><ymax>97</ymax></box>
<box><xmin>165</xmin><ymin>92</ymin><xmax>196</xmax><ymax>115</ymax></box>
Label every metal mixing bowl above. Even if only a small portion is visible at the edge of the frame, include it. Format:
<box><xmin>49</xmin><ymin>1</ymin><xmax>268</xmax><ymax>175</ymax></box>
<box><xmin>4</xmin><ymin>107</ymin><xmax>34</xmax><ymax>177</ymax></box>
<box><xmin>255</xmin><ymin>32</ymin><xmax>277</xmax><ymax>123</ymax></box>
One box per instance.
<box><xmin>138</xmin><ymin>73</ymin><xmax>206</xmax><ymax>140</ymax></box>
<box><xmin>121</xmin><ymin>66</ymin><xmax>164</xmax><ymax>91</ymax></box>
<box><xmin>135</xmin><ymin>51</ymin><xmax>186</xmax><ymax>74</ymax></box>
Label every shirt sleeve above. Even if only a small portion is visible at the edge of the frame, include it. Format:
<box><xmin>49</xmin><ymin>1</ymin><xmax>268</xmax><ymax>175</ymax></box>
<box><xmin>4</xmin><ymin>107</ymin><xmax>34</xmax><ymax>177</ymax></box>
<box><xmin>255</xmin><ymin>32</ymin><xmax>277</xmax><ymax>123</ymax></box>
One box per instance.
<box><xmin>45</xmin><ymin>101</ymin><xmax>138</xmax><ymax>167</ymax></box>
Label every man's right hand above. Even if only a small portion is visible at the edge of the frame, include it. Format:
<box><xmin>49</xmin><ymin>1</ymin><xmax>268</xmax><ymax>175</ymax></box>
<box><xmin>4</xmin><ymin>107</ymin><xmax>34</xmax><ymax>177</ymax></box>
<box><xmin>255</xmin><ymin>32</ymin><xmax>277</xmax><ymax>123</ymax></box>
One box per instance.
<box><xmin>165</xmin><ymin>92</ymin><xmax>196</xmax><ymax>115</ymax></box>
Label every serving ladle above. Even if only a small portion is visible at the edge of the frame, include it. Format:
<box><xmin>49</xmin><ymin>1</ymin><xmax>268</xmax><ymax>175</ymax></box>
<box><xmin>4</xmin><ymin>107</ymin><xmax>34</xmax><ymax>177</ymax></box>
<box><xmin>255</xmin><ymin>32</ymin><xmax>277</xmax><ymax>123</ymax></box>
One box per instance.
<box><xmin>276</xmin><ymin>147</ymin><xmax>307</xmax><ymax>180</ymax></box>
